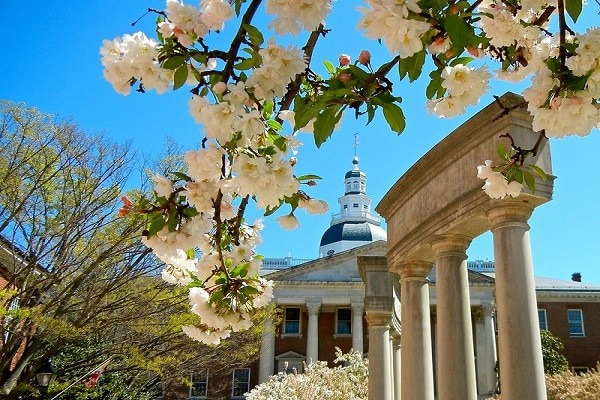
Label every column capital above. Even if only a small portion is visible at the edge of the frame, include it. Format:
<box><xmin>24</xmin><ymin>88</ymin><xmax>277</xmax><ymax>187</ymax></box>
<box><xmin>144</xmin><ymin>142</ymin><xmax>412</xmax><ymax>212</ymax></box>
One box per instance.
<box><xmin>306</xmin><ymin>302</ymin><xmax>321</xmax><ymax>316</ymax></box>
<box><xmin>391</xmin><ymin>259</ymin><xmax>433</xmax><ymax>280</ymax></box>
<box><xmin>366</xmin><ymin>311</ymin><xmax>391</xmax><ymax>327</ymax></box>
<box><xmin>431</xmin><ymin>234</ymin><xmax>472</xmax><ymax>257</ymax></box>
<box><xmin>487</xmin><ymin>200</ymin><xmax>534</xmax><ymax>229</ymax></box>
<box><xmin>351</xmin><ymin>303</ymin><xmax>365</xmax><ymax>315</ymax></box>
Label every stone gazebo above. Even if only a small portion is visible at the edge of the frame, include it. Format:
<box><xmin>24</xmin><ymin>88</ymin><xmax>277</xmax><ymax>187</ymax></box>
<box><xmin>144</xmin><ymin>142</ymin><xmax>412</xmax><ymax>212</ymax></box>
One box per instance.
<box><xmin>362</xmin><ymin>93</ymin><xmax>554</xmax><ymax>400</ymax></box>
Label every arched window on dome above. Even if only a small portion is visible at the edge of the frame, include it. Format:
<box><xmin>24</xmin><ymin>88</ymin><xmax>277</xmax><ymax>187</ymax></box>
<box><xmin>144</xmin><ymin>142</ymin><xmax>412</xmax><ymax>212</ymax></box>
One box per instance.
<box><xmin>352</xmin><ymin>180</ymin><xmax>359</xmax><ymax>190</ymax></box>
<box><xmin>360</xmin><ymin>182</ymin><xmax>365</xmax><ymax>191</ymax></box>
<box><xmin>345</xmin><ymin>182</ymin><xmax>350</xmax><ymax>191</ymax></box>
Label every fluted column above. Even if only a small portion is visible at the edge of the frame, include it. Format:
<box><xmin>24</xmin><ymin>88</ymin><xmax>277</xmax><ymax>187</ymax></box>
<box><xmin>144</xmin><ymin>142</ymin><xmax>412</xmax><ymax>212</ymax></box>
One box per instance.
<box><xmin>351</xmin><ymin>303</ymin><xmax>364</xmax><ymax>353</ymax></box>
<box><xmin>393</xmin><ymin>260</ymin><xmax>435</xmax><ymax>400</ymax></box>
<box><xmin>488</xmin><ymin>201</ymin><xmax>546</xmax><ymax>400</ymax></box>
<box><xmin>366</xmin><ymin>312</ymin><xmax>392</xmax><ymax>400</ymax></box>
<box><xmin>391</xmin><ymin>330</ymin><xmax>402</xmax><ymax>400</ymax></box>
<box><xmin>431</xmin><ymin>234</ymin><xmax>477</xmax><ymax>400</ymax></box>
<box><xmin>258</xmin><ymin>317</ymin><xmax>275</xmax><ymax>383</ymax></box>
<box><xmin>475</xmin><ymin>304</ymin><xmax>498</xmax><ymax>396</ymax></box>
<box><xmin>306</xmin><ymin>302</ymin><xmax>321</xmax><ymax>363</ymax></box>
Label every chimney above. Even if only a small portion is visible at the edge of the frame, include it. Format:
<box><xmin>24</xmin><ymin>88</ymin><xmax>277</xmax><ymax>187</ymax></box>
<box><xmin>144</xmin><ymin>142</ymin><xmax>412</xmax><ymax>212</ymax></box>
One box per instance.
<box><xmin>571</xmin><ymin>272</ymin><xmax>582</xmax><ymax>282</ymax></box>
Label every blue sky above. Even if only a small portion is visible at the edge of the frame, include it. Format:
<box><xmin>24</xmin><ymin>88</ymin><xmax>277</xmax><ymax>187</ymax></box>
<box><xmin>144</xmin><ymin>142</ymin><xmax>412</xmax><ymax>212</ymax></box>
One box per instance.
<box><xmin>1</xmin><ymin>1</ymin><xmax>598</xmax><ymax>283</ymax></box>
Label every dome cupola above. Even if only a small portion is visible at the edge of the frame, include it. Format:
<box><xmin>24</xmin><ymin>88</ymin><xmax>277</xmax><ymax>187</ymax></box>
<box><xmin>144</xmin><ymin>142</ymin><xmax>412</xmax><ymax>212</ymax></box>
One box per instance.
<box><xmin>319</xmin><ymin>154</ymin><xmax>386</xmax><ymax>257</ymax></box>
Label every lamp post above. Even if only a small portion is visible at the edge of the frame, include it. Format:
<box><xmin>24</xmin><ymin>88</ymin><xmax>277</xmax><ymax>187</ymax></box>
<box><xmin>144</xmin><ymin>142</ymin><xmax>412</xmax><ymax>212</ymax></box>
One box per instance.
<box><xmin>35</xmin><ymin>359</ymin><xmax>55</xmax><ymax>400</ymax></box>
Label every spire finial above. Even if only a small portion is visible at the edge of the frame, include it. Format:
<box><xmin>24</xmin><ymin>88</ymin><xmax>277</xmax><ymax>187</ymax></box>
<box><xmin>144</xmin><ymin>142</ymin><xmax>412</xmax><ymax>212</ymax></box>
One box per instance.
<box><xmin>354</xmin><ymin>133</ymin><xmax>359</xmax><ymax>157</ymax></box>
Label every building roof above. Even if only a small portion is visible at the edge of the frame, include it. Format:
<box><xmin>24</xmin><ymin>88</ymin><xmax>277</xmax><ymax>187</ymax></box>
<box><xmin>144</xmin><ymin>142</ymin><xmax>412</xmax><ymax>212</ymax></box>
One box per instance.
<box><xmin>319</xmin><ymin>221</ymin><xmax>387</xmax><ymax>247</ymax></box>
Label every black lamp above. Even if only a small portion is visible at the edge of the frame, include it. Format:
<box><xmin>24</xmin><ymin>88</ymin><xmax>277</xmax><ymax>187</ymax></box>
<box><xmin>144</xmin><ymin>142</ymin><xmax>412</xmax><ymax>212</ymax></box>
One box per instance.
<box><xmin>35</xmin><ymin>359</ymin><xmax>55</xmax><ymax>398</ymax></box>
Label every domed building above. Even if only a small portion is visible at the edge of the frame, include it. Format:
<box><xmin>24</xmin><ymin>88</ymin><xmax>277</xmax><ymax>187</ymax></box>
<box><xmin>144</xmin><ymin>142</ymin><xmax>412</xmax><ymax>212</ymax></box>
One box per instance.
<box><xmin>319</xmin><ymin>156</ymin><xmax>387</xmax><ymax>257</ymax></box>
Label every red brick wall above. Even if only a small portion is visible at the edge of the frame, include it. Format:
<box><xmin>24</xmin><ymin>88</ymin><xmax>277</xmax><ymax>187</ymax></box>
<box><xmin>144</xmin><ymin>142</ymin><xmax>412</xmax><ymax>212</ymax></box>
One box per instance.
<box><xmin>538</xmin><ymin>301</ymin><xmax>600</xmax><ymax>369</ymax></box>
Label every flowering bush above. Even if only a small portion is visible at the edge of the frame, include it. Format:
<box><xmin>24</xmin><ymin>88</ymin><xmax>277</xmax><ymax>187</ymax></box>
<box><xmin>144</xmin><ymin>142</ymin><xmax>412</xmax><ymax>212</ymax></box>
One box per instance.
<box><xmin>102</xmin><ymin>0</ymin><xmax>598</xmax><ymax>343</ymax></box>
<box><xmin>487</xmin><ymin>364</ymin><xmax>600</xmax><ymax>399</ymax></box>
<box><xmin>247</xmin><ymin>349</ymin><xmax>368</xmax><ymax>400</ymax></box>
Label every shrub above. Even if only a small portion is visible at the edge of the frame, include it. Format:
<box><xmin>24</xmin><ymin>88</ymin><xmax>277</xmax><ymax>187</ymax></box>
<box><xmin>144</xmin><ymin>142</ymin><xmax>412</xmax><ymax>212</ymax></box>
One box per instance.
<box><xmin>247</xmin><ymin>349</ymin><xmax>368</xmax><ymax>400</ymax></box>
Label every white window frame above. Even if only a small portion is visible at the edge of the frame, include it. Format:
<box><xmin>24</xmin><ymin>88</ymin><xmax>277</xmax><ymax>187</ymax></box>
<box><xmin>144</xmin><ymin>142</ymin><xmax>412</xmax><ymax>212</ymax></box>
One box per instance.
<box><xmin>283</xmin><ymin>307</ymin><xmax>301</xmax><ymax>335</ymax></box>
<box><xmin>567</xmin><ymin>309</ymin><xmax>585</xmax><ymax>337</ymax></box>
<box><xmin>189</xmin><ymin>371</ymin><xmax>208</xmax><ymax>399</ymax></box>
<box><xmin>231</xmin><ymin>368</ymin><xmax>250</xmax><ymax>398</ymax></box>
<box><xmin>335</xmin><ymin>307</ymin><xmax>352</xmax><ymax>336</ymax></box>
<box><xmin>538</xmin><ymin>309</ymin><xmax>548</xmax><ymax>331</ymax></box>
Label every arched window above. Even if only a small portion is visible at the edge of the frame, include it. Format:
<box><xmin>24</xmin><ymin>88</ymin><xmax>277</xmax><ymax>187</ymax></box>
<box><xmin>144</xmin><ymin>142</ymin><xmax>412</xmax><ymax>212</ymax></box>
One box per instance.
<box><xmin>352</xmin><ymin>180</ymin><xmax>359</xmax><ymax>190</ymax></box>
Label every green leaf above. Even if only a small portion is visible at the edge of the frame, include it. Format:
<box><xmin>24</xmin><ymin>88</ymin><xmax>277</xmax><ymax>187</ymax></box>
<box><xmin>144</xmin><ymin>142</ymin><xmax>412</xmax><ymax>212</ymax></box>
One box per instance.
<box><xmin>444</xmin><ymin>14</ymin><xmax>470</xmax><ymax>53</ymax></box>
<box><xmin>234</xmin><ymin>58</ymin><xmax>256</xmax><ymax>71</ymax></box>
<box><xmin>173</xmin><ymin>65</ymin><xmax>188</xmax><ymax>90</ymax></box>
<box><xmin>529</xmin><ymin>165</ymin><xmax>547</xmax><ymax>181</ymax></box>
<box><xmin>565</xmin><ymin>0</ymin><xmax>582</xmax><ymax>22</ymax></box>
<box><xmin>347</xmin><ymin>65</ymin><xmax>370</xmax><ymax>81</ymax></box>
<box><xmin>267</xmin><ymin>119</ymin><xmax>283</xmax><ymax>132</ymax></box>
<box><xmin>296</xmin><ymin>174</ymin><xmax>322</xmax><ymax>181</ymax></box>
<box><xmin>381</xmin><ymin>103</ymin><xmax>406</xmax><ymax>134</ymax></box>
<box><xmin>323</xmin><ymin>60</ymin><xmax>336</xmax><ymax>74</ymax></box>
<box><xmin>523</xmin><ymin>171</ymin><xmax>536</xmax><ymax>192</ymax></box>
<box><xmin>426</xmin><ymin>70</ymin><xmax>444</xmax><ymax>99</ymax></box>
<box><xmin>192</xmin><ymin>52</ymin><xmax>208</xmax><ymax>65</ymax></box>
<box><xmin>264</xmin><ymin>201</ymin><xmax>283</xmax><ymax>216</ymax></box>
<box><xmin>268</xmin><ymin>132</ymin><xmax>287</xmax><ymax>151</ymax></box>
<box><xmin>293</xmin><ymin>100</ymin><xmax>322</xmax><ymax>131</ymax></box>
<box><xmin>263</xmin><ymin>100</ymin><xmax>274</xmax><ymax>119</ymax></box>
<box><xmin>450</xmin><ymin>56</ymin><xmax>474</xmax><ymax>67</ymax></box>
<box><xmin>186</xmin><ymin>248</ymin><xmax>196</xmax><ymax>259</ymax></box>
<box><xmin>399</xmin><ymin>50</ymin><xmax>426</xmax><ymax>82</ymax></box>
<box><xmin>243</xmin><ymin>23</ymin><xmax>264</xmax><ymax>46</ymax></box>
<box><xmin>497</xmin><ymin>143</ymin><xmax>509</xmax><ymax>160</ymax></box>
<box><xmin>313</xmin><ymin>105</ymin><xmax>344</xmax><ymax>147</ymax></box>
<box><xmin>240</xmin><ymin>285</ymin><xmax>259</xmax><ymax>296</ymax></box>
<box><xmin>170</xmin><ymin>171</ymin><xmax>192</xmax><ymax>181</ymax></box>
<box><xmin>162</xmin><ymin>56</ymin><xmax>187</xmax><ymax>70</ymax></box>
<box><xmin>146</xmin><ymin>211</ymin><xmax>165</xmax><ymax>237</ymax></box>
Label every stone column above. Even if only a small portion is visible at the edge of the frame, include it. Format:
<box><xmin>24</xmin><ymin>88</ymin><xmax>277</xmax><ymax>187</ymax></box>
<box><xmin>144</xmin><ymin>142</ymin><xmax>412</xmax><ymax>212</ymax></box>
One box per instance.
<box><xmin>488</xmin><ymin>201</ymin><xmax>546</xmax><ymax>400</ymax></box>
<box><xmin>393</xmin><ymin>260</ymin><xmax>435</xmax><ymax>400</ymax></box>
<box><xmin>351</xmin><ymin>303</ymin><xmax>364</xmax><ymax>353</ymax></box>
<box><xmin>431</xmin><ymin>234</ymin><xmax>477</xmax><ymax>400</ymax></box>
<box><xmin>258</xmin><ymin>317</ymin><xmax>275</xmax><ymax>383</ymax></box>
<box><xmin>391</xmin><ymin>330</ymin><xmax>402</xmax><ymax>400</ymax></box>
<box><xmin>306</xmin><ymin>302</ymin><xmax>321</xmax><ymax>363</ymax></box>
<box><xmin>475</xmin><ymin>304</ymin><xmax>498</xmax><ymax>396</ymax></box>
<box><xmin>366</xmin><ymin>312</ymin><xmax>392</xmax><ymax>400</ymax></box>
<box><xmin>358</xmin><ymin>256</ymin><xmax>394</xmax><ymax>400</ymax></box>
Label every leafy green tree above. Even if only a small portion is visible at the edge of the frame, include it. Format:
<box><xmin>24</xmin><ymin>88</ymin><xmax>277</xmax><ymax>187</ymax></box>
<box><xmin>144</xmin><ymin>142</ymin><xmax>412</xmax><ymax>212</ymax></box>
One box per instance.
<box><xmin>0</xmin><ymin>102</ymin><xmax>271</xmax><ymax>399</ymax></box>
<box><xmin>540</xmin><ymin>330</ymin><xmax>569</xmax><ymax>375</ymax></box>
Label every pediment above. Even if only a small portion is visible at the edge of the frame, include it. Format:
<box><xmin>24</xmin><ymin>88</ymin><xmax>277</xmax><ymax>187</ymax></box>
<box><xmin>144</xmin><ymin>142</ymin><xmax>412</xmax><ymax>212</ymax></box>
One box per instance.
<box><xmin>275</xmin><ymin>351</ymin><xmax>305</xmax><ymax>360</ymax></box>
<box><xmin>266</xmin><ymin>241</ymin><xmax>387</xmax><ymax>283</ymax></box>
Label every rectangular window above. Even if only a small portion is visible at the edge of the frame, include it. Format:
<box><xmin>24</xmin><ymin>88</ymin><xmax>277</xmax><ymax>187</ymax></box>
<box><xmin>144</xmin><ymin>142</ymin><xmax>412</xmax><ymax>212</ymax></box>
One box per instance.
<box><xmin>232</xmin><ymin>368</ymin><xmax>250</xmax><ymax>398</ymax></box>
<box><xmin>189</xmin><ymin>371</ymin><xmax>208</xmax><ymax>399</ymax></box>
<box><xmin>538</xmin><ymin>309</ymin><xmax>548</xmax><ymax>331</ymax></box>
<box><xmin>336</xmin><ymin>308</ymin><xmax>352</xmax><ymax>335</ymax></box>
<box><xmin>284</xmin><ymin>307</ymin><xmax>301</xmax><ymax>335</ymax></box>
<box><xmin>353</xmin><ymin>203</ymin><xmax>359</xmax><ymax>208</ymax></box>
<box><xmin>567</xmin><ymin>309</ymin><xmax>585</xmax><ymax>337</ymax></box>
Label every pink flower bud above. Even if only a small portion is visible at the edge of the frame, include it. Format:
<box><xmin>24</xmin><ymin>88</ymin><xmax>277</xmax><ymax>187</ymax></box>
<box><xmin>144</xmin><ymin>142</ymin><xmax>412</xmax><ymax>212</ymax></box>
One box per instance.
<box><xmin>358</xmin><ymin>50</ymin><xmax>371</xmax><ymax>66</ymax></box>
<box><xmin>307</xmin><ymin>180</ymin><xmax>317</xmax><ymax>187</ymax></box>
<box><xmin>339</xmin><ymin>54</ymin><xmax>351</xmax><ymax>66</ymax></box>
<box><xmin>339</xmin><ymin>73</ymin><xmax>352</xmax><ymax>82</ymax></box>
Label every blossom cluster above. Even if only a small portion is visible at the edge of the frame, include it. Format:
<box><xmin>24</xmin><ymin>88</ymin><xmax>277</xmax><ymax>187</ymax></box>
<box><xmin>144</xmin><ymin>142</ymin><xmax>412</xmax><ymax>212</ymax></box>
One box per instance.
<box><xmin>265</xmin><ymin>0</ymin><xmax>332</xmax><ymax>36</ymax></box>
<box><xmin>427</xmin><ymin>65</ymin><xmax>492</xmax><ymax>118</ymax></box>
<box><xmin>477</xmin><ymin>160</ymin><xmax>523</xmax><ymax>199</ymax></box>
<box><xmin>103</xmin><ymin>0</ymin><xmax>332</xmax><ymax>344</ymax></box>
